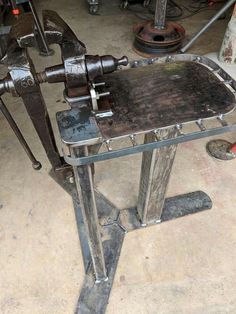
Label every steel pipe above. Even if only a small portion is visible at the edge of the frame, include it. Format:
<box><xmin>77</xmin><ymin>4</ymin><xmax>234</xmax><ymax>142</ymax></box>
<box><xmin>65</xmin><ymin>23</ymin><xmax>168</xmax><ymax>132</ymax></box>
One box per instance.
<box><xmin>181</xmin><ymin>0</ymin><xmax>236</xmax><ymax>53</ymax></box>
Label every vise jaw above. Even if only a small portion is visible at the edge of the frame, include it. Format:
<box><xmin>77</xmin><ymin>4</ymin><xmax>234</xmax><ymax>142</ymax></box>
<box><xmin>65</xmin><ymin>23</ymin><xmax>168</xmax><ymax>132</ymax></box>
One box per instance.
<box><xmin>8</xmin><ymin>10</ymin><xmax>128</xmax><ymax>110</ymax></box>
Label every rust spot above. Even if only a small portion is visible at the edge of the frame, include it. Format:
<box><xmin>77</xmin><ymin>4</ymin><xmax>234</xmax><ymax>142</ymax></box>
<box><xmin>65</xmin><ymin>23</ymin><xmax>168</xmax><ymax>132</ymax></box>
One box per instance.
<box><xmin>222</xmin><ymin>40</ymin><xmax>233</xmax><ymax>63</ymax></box>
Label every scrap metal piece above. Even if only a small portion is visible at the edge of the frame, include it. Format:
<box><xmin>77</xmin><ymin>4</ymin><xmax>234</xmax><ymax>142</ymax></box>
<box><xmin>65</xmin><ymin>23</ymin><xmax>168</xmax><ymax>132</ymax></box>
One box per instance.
<box><xmin>206</xmin><ymin>139</ymin><xmax>236</xmax><ymax>160</ymax></box>
<box><xmin>217</xmin><ymin>114</ymin><xmax>228</xmax><ymax>127</ymax></box>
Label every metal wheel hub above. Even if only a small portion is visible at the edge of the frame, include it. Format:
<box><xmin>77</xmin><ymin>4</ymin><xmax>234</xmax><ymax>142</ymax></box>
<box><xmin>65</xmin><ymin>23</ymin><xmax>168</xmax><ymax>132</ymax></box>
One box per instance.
<box><xmin>133</xmin><ymin>20</ymin><xmax>185</xmax><ymax>57</ymax></box>
<box><xmin>206</xmin><ymin>139</ymin><xmax>236</xmax><ymax>160</ymax></box>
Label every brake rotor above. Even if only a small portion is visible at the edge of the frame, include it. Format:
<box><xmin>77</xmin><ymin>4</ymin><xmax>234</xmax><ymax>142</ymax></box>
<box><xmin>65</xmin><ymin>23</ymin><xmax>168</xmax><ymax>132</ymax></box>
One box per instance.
<box><xmin>133</xmin><ymin>20</ymin><xmax>185</xmax><ymax>57</ymax></box>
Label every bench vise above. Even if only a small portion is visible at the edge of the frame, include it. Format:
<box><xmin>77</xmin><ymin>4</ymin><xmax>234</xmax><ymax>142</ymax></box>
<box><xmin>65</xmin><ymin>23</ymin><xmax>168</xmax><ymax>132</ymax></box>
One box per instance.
<box><xmin>0</xmin><ymin>10</ymin><xmax>128</xmax><ymax>182</ymax></box>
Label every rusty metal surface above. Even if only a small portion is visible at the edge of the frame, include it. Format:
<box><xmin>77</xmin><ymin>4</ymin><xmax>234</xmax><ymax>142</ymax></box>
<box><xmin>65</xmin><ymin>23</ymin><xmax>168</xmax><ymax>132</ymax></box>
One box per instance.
<box><xmin>97</xmin><ymin>61</ymin><xmax>236</xmax><ymax>139</ymax></box>
<box><xmin>133</xmin><ymin>21</ymin><xmax>185</xmax><ymax>56</ymax></box>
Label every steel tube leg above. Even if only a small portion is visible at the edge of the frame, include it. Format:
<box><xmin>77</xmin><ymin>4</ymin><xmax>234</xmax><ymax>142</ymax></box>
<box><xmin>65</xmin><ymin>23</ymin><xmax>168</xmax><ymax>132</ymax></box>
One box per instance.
<box><xmin>154</xmin><ymin>0</ymin><xmax>168</xmax><ymax>29</ymax></box>
<box><xmin>137</xmin><ymin>128</ymin><xmax>178</xmax><ymax>225</ymax></box>
<box><xmin>28</xmin><ymin>0</ymin><xmax>53</xmax><ymax>56</ymax></box>
<box><xmin>71</xmin><ymin>146</ymin><xmax>107</xmax><ymax>283</ymax></box>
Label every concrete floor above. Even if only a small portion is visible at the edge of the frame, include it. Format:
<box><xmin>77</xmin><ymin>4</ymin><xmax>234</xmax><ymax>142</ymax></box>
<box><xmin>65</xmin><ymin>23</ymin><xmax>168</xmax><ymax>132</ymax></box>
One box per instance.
<box><xmin>0</xmin><ymin>1</ymin><xmax>236</xmax><ymax>313</ymax></box>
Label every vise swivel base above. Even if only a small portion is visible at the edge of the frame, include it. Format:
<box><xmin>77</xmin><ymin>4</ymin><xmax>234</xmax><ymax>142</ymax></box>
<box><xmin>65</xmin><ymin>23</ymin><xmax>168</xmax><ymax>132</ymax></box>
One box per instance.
<box><xmin>1</xmin><ymin>9</ymin><xmax>236</xmax><ymax>314</ymax></box>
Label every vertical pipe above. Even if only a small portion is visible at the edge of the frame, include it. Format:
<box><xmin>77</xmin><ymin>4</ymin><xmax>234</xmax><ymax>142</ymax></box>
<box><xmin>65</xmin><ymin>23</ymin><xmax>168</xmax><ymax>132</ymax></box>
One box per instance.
<box><xmin>137</xmin><ymin>128</ymin><xmax>178</xmax><ymax>225</ymax></box>
<box><xmin>154</xmin><ymin>0</ymin><xmax>168</xmax><ymax>29</ymax></box>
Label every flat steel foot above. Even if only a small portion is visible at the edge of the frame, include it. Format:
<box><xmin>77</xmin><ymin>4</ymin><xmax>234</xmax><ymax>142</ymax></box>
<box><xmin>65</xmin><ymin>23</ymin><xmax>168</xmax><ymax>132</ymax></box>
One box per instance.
<box><xmin>75</xmin><ymin>224</ymin><xmax>124</xmax><ymax>314</ymax></box>
<box><xmin>119</xmin><ymin>191</ymin><xmax>212</xmax><ymax>231</ymax></box>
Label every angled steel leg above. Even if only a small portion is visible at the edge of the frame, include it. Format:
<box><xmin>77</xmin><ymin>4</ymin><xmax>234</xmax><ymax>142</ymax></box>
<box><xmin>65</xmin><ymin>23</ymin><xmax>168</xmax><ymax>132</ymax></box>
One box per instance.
<box><xmin>57</xmin><ymin>109</ymin><xmax>213</xmax><ymax>314</ymax></box>
<box><xmin>137</xmin><ymin>128</ymin><xmax>178</xmax><ymax>225</ymax></box>
<box><xmin>71</xmin><ymin>146</ymin><xmax>108</xmax><ymax>283</ymax></box>
<box><xmin>28</xmin><ymin>0</ymin><xmax>54</xmax><ymax>56</ymax></box>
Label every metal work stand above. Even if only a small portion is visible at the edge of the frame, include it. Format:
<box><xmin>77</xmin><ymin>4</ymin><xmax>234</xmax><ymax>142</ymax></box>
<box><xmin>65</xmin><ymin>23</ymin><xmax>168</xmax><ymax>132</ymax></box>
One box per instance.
<box><xmin>64</xmin><ymin>130</ymin><xmax>212</xmax><ymax>314</ymax></box>
<box><xmin>57</xmin><ymin>54</ymin><xmax>236</xmax><ymax>313</ymax></box>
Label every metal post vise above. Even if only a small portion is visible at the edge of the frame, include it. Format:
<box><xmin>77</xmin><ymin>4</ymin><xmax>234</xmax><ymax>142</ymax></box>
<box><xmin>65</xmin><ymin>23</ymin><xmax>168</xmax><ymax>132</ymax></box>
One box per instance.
<box><xmin>0</xmin><ymin>10</ymin><xmax>128</xmax><ymax>185</ymax></box>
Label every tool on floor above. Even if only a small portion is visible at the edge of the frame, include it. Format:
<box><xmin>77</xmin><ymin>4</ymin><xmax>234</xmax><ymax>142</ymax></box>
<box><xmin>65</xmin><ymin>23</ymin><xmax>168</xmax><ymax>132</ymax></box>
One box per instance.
<box><xmin>206</xmin><ymin>139</ymin><xmax>236</xmax><ymax>160</ymax></box>
<box><xmin>180</xmin><ymin>0</ymin><xmax>236</xmax><ymax>53</ymax></box>
<box><xmin>2</xmin><ymin>9</ymin><xmax>236</xmax><ymax>314</ymax></box>
<box><xmin>133</xmin><ymin>0</ymin><xmax>185</xmax><ymax>56</ymax></box>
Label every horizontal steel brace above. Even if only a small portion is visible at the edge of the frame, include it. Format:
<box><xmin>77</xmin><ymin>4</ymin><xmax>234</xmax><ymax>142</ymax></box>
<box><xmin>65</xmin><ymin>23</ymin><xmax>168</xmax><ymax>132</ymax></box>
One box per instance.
<box><xmin>64</xmin><ymin>123</ymin><xmax>236</xmax><ymax>166</ymax></box>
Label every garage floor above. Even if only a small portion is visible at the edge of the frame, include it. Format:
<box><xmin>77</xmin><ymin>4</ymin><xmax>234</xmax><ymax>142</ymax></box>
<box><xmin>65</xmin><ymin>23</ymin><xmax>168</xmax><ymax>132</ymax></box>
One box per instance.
<box><xmin>1</xmin><ymin>1</ymin><xmax>236</xmax><ymax>313</ymax></box>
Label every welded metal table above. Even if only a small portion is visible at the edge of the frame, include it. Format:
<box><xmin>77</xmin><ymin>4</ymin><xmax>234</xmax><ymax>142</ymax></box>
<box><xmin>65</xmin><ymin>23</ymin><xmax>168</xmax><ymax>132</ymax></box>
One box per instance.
<box><xmin>57</xmin><ymin>54</ymin><xmax>236</xmax><ymax>314</ymax></box>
